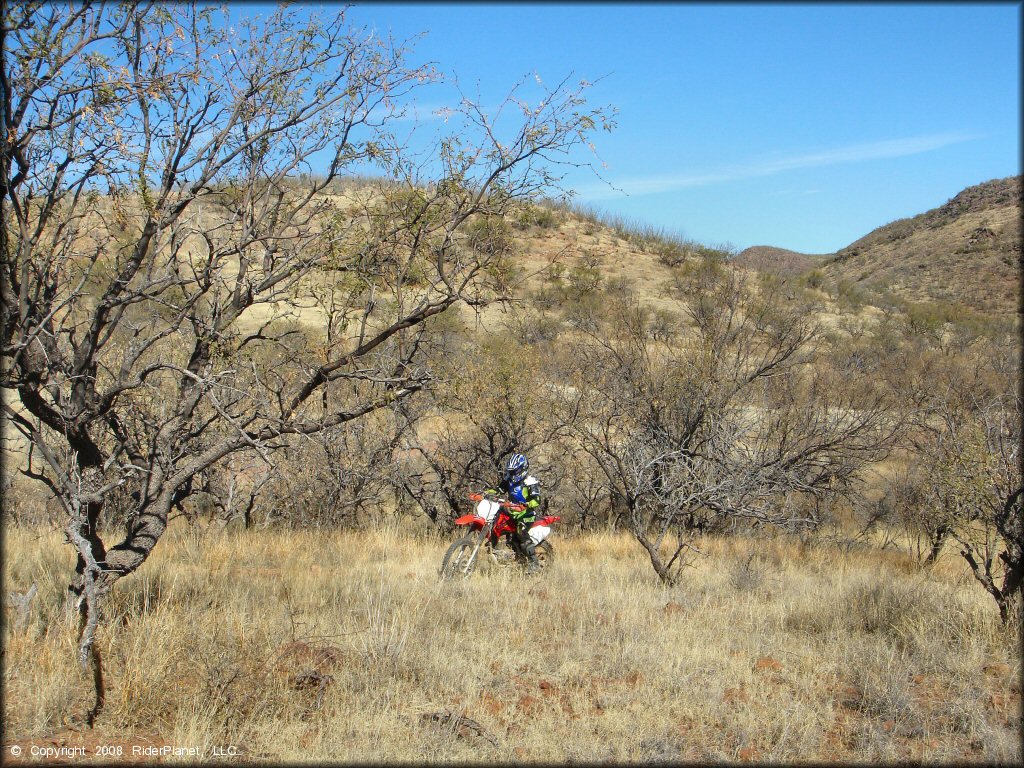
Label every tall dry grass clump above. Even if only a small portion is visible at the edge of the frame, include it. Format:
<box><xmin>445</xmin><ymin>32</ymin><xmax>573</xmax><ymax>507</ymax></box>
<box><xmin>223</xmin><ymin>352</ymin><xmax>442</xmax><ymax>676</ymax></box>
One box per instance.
<box><xmin>3</xmin><ymin>524</ymin><xmax>1020</xmax><ymax>763</ymax></box>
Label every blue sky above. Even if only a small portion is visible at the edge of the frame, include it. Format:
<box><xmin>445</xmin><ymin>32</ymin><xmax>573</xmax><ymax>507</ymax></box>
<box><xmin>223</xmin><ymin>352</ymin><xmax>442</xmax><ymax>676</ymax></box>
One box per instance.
<box><xmin>238</xmin><ymin>2</ymin><xmax>1021</xmax><ymax>254</ymax></box>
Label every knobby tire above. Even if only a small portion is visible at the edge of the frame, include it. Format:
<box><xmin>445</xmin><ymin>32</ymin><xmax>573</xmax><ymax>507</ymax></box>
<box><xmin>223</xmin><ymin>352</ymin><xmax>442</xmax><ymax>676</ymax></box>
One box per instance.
<box><xmin>440</xmin><ymin>533</ymin><xmax>484</xmax><ymax>580</ymax></box>
<box><xmin>535</xmin><ymin>540</ymin><xmax>555</xmax><ymax>568</ymax></box>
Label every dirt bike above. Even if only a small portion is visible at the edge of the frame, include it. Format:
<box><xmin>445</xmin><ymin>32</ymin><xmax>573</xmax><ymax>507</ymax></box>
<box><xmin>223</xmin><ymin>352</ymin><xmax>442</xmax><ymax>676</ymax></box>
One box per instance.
<box><xmin>439</xmin><ymin>491</ymin><xmax>561</xmax><ymax>580</ymax></box>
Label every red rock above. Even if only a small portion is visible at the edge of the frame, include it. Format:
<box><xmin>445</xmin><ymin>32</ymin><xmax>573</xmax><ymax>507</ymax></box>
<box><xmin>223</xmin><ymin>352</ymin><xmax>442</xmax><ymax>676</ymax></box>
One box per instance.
<box><xmin>517</xmin><ymin>694</ymin><xmax>539</xmax><ymax>713</ymax></box>
<box><xmin>983</xmin><ymin>662</ymin><xmax>1010</xmax><ymax>677</ymax></box>
<box><xmin>988</xmin><ymin>693</ymin><xmax>1007</xmax><ymax>709</ymax></box>
<box><xmin>754</xmin><ymin>656</ymin><xmax>782</xmax><ymax>672</ymax></box>
<box><xmin>723</xmin><ymin>687</ymin><xmax>749</xmax><ymax>704</ymax></box>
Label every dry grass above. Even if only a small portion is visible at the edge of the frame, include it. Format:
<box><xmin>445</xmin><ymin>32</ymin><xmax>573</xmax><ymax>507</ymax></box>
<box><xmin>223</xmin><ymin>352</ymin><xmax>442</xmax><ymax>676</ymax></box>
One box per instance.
<box><xmin>3</xmin><ymin>523</ymin><xmax>1020</xmax><ymax>764</ymax></box>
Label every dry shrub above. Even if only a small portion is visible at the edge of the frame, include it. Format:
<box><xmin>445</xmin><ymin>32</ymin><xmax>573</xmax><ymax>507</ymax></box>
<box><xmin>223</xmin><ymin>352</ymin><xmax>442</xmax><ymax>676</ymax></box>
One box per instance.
<box><xmin>784</xmin><ymin>570</ymin><xmax>998</xmax><ymax>654</ymax></box>
<box><xmin>846</xmin><ymin>648</ymin><xmax>921</xmax><ymax>730</ymax></box>
<box><xmin>727</xmin><ymin>552</ymin><xmax>773</xmax><ymax>594</ymax></box>
<box><xmin>846</xmin><ymin>578</ymin><xmax>934</xmax><ymax>638</ymax></box>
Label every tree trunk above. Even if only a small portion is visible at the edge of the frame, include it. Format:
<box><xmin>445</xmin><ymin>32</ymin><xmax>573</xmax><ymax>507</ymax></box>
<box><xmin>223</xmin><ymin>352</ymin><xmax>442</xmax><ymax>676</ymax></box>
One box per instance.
<box><xmin>628</xmin><ymin>511</ymin><xmax>676</xmax><ymax>586</ymax></box>
<box><xmin>923</xmin><ymin>524</ymin><xmax>951</xmax><ymax>566</ymax></box>
<box><xmin>960</xmin><ymin>546</ymin><xmax>1013</xmax><ymax>625</ymax></box>
<box><xmin>63</xmin><ymin>491</ymin><xmax>175</xmax><ymax>725</ymax></box>
<box><xmin>70</xmin><ymin>500</ymin><xmax>107</xmax><ymax>593</ymax></box>
<box><xmin>64</xmin><ymin>491</ymin><xmax>110</xmax><ymax>728</ymax></box>
<box><xmin>103</xmin><ymin>494</ymin><xmax>175</xmax><ymax>578</ymax></box>
<box><xmin>997</xmin><ymin>488</ymin><xmax>1023</xmax><ymax>608</ymax></box>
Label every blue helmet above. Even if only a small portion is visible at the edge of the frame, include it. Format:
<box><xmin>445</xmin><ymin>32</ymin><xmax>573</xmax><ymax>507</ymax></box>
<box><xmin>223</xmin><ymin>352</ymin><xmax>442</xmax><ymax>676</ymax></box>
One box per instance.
<box><xmin>503</xmin><ymin>452</ymin><xmax>529</xmax><ymax>486</ymax></box>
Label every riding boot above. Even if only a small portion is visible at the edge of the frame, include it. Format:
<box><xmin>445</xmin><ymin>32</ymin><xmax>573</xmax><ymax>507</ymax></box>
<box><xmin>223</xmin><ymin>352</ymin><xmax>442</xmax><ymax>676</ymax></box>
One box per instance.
<box><xmin>517</xmin><ymin>525</ymin><xmax>541</xmax><ymax>574</ymax></box>
<box><xmin>525</xmin><ymin>553</ymin><xmax>541</xmax><ymax>575</ymax></box>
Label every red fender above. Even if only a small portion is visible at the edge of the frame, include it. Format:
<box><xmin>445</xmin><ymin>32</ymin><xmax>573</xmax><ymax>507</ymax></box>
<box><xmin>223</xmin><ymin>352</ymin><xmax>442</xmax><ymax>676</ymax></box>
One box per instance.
<box><xmin>454</xmin><ymin>514</ymin><xmax>486</xmax><ymax>529</ymax></box>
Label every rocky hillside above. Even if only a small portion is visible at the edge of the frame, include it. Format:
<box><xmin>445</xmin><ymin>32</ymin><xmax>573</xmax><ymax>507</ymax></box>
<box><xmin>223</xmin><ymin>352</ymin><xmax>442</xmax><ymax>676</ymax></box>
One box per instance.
<box><xmin>821</xmin><ymin>176</ymin><xmax>1021</xmax><ymax>314</ymax></box>
<box><xmin>732</xmin><ymin>245</ymin><xmax>828</xmax><ymax>277</ymax></box>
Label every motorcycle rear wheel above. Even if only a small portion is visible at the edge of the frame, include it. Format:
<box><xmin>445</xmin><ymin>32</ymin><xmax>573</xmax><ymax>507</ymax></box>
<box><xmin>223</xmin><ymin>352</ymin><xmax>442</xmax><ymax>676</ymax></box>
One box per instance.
<box><xmin>440</xmin><ymin>534</ymin><xmax>484</xmax><ymax>580</ymax></box>
<box><xmin>535</xmin><ymin>540</ymin><xmax>555</xmax><ymax>568</ymax></box>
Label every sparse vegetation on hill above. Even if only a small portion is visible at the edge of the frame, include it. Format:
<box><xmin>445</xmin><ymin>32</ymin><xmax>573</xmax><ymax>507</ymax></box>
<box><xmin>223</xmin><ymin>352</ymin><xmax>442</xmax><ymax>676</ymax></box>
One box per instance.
<box><xmin>822</xmin><ymin>176</ymin><xmax>1021</xmax><ymax>314</ymax></box>
<box><xmin>732</xmin><ymin>245</ymin><xmax>828</xmax><ymax>277</ymax></box>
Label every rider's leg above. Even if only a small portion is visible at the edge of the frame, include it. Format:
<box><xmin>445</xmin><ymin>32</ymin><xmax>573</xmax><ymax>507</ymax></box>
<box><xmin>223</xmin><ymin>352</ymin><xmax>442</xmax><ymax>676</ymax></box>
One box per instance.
<box><xmin>516</xmin><ymin>523</ymin><xmax>541</xmax><ymax>573</ymax></box>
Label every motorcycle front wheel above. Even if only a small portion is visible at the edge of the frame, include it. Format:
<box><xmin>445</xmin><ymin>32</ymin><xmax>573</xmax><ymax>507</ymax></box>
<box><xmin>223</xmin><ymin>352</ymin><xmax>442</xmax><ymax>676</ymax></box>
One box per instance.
<box><xmin>439</xmin><ymin>533</ymin><xmax>485</xmax><ymax>580</ymax></box>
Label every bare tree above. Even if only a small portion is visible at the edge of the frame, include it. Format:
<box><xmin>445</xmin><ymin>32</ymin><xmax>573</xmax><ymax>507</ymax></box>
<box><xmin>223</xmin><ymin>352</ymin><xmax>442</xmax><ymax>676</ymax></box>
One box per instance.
<box><xmin>911</xmin><ymin>337</ymin><xmax>1022</xmax><ymax>623</ymax></box>
<box><xmin>396</xmin><ymin>337</ymin><xmax>572</xmax><ymax>526</ymax></box>
<box><xmin>1</xmin><ymin>1</ymin><xmax>611</xmax><ymax>722</ymax></box>
<box><xmin>561</xmin><ymin>265</ymin><xmax>898</xmax><ymax>584</ymax></box>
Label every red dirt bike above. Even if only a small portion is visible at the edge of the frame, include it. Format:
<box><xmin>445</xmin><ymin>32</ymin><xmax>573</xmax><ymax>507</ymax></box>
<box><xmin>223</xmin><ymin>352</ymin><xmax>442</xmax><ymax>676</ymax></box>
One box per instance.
<box><xmin>439</xmin><ymin>491</ymin><xmax>561</xmax><ymax>579</ymax></box>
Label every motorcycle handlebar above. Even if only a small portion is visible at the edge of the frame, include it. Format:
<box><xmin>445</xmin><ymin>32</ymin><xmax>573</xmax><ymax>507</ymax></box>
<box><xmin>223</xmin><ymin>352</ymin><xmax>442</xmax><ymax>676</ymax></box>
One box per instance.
<box><xmin>467</xmin><ymin>492</ymin><xmax>525</xmax><ymax>513</ymax></box>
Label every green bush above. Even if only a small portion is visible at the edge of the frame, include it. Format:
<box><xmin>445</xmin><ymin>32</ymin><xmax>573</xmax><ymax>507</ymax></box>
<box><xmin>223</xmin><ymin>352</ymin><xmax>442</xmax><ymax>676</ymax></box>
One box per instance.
<box><xmin>901</xmin><ymin>301</ymin><xmax>947</xmax><ymax>340</ymax></box>
<box><xmin>567</xmin><ymin>262</ymin><xmax>603</xmax><ymax>296</ymax></box>
<box><xmin>465</xmin><ymin>215</ymin><xmax>514</xmax><ymax>256</ymax></box>
<box><xmin>514</xmin><ymin>202</ymin><xmax>560</xmax><ymax>230</ymax></box>
<box><xmin>654</xmin><ymin>238</ymin><xmax>691</xmax><ymax>267</ymax></box>
<box><xmin>603</xmin><ymin>275</ymin><xmax>634</xmax><ymax>295</ymax></box>
<box><xmin>485</xmin><ymin>253</ymin><xmax>522</xmax><ymax>291</ymax></box>
<box><xmin>835</xmin><ymin>279</ymin><xmax>868</xmax><ymax>310</ymax></box>
<box><xmin>546</xmin><ymin>262</ymin><xmax>566</xmax><ymax>282</ymax></box>
<box><xmin>802</xmin><ymin>268</ymin><xmax>827</xmax><ymax>290</ymax></box>
<box><xmin>508</xmin><ymin>310</ymin><xmax>563</xmax><ymax>344</ymax></box>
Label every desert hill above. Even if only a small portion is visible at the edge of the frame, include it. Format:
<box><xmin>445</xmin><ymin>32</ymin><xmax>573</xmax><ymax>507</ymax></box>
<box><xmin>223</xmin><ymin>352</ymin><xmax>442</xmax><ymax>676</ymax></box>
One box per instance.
<box><xmin>819</xmin><ymin>176</ymin><xmax>1021</xmax><ymax>315</ymax></box>
<box><xmin>732</xmin><ymin>245</ymin><xmax>828</xmax><ymax>277</ymax></box>
<box><xmin>4</xmin><ymin>176</ymin><xmax>1020</xmax><ymax>476</ymax></box>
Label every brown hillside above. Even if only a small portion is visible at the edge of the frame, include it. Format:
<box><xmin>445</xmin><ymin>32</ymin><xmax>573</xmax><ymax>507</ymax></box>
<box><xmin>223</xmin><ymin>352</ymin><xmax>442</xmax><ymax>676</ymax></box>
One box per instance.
<box><xmin>732</xmin><ymin>246</ymin><xmax>828</xmax><ymax>277</ymax></box>
<box><xmin>822</xmin><ymin>176</ymin><xmax>1021</xmax><ymax>314</ymax></box>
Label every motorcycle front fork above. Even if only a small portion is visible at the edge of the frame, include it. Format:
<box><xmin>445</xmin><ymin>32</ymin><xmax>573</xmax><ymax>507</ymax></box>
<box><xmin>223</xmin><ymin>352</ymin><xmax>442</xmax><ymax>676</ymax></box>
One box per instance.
<box><xmin>461</xmin><ymin>525</ymin><xmax>492</xmax><ymax>574</ymax></box>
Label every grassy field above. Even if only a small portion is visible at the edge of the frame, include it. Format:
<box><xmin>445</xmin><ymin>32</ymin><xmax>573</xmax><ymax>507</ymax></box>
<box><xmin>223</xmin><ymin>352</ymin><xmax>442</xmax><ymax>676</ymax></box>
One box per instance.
<box><xmin>2</xmin><ymin>522</ymin><xmax>1020</xmax><ymax>764</ymax></box>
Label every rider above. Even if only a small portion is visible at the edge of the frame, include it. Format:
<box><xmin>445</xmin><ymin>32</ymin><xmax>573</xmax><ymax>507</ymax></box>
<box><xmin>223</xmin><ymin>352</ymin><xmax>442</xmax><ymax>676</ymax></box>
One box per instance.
<box><xmin>489</xmin><ymin>452</ymin><xmax>542</xmax><ymax>574</ymax></box>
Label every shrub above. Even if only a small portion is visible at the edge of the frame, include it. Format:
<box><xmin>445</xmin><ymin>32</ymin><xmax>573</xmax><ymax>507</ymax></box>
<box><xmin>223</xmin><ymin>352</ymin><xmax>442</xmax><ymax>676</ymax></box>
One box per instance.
<box><xmin>514</xmin><ymin>202</ymin><xmax>560</xmax><ymax>230</ymax></box>
<box><xmin>546</xmin><ymin>262</ymin><xmax>566</xmax><ymax>282</ymax></box>
<box><xmin>654</xmin><ymin>238</ymin><xmax>690</xmax><ymax>267</ymax></box>
<box><xmin>508</xmin><ymin>310</ymin><xmax>563</xmax><ymax>344</ymax></box>
<box><xmin>802</xmin><ymin>269</ymin><xmax>825</xmax><ymax>290</ymax></box>
<box><xmin>531</xmin><ymin>283</ymin><xmax>564</xmax><ymax>311</ymax></box>
<box><xmin>694</xmin><ymin>243</ymin><xmax>735</xmax><ymax>262</ymax></box>
<box><xmin>567</xmin><ymin>261</ymin><xmax>603</xmax><ymax>297</ymax></box>
<box><xmin>464</xmin><ymin>215</ymin><xmax>514</xmax><ymax>256</ymax></box>
<box><xmin>485</xmin><ymin>253</ymin><xmax>522</xmax><ymax>291</ymax></box>
<box><xmin>604</xmin><ymin>275</ymin><xmax>634</xmax><ymax>295</ymax></box>
<box><xmin>834</xmin><ymin>279</ymin><xmax>868</xmax><ymax>310</ymax></box>
<box><xmin>648</xmin><ymin>307</ymin><xmax>681</xmax><ymax>342</ymax></box>
<box><xmin>561</xmin><ymin>292</ymin><xmax>604</xmax><ymax>331</ymax></box>
<box><xmin>901</xmin><ymin>301</ymin><xmax>947</xmax><ymax>342</ymax></box>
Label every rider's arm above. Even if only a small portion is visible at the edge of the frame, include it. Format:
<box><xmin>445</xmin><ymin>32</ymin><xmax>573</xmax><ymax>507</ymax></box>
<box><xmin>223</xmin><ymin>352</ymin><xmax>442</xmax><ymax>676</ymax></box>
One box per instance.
<box><xmin>526</xmin><ymin>486</ymin><xmax>541</xmax><ymax>512</ymax></box>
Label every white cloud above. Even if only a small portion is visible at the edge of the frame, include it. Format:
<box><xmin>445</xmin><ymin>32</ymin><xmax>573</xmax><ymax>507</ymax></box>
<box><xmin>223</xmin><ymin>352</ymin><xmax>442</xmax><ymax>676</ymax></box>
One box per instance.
<box><xmin>578</xmin><ymin>132</ymin><xmax>982</xmax><ymax>200</ymax></box>
<box><xmin>770</xmin><ymin>188</ymin><xmax>822</xmax><ymax>197</ymax></box>
<box><xmin>363</xmin><ymin>103</ymin><xmax>455</xmax><ymax>123</ymax></box>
